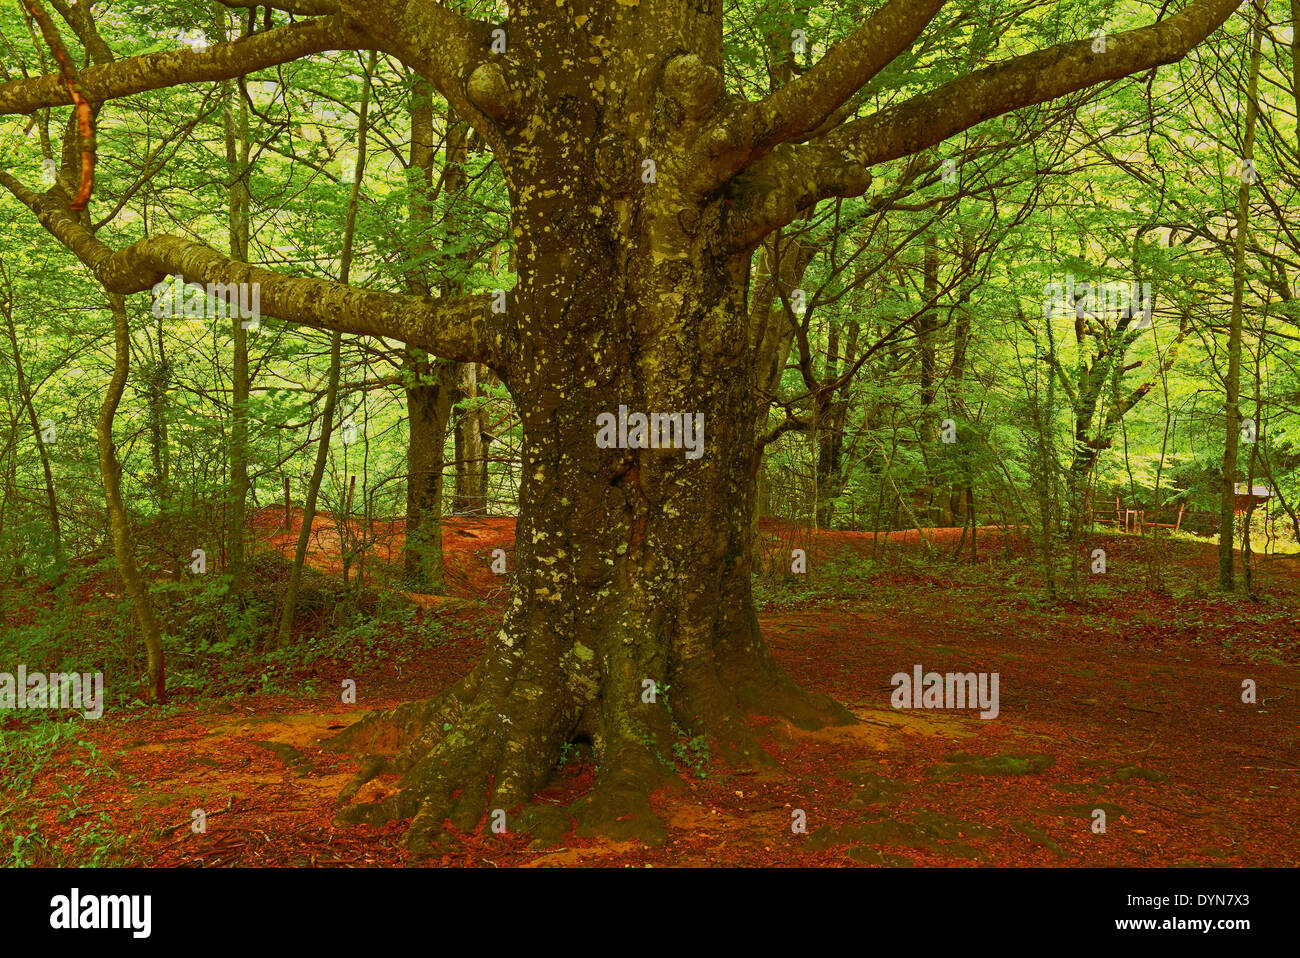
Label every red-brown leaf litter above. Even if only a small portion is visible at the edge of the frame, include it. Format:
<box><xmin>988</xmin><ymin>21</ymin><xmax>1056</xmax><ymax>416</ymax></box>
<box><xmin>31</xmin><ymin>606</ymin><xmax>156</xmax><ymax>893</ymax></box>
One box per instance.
<box><xmin>11</xmin><ymin>509</ymin><xmax>1300</xmax><ymax>867</ymax></box>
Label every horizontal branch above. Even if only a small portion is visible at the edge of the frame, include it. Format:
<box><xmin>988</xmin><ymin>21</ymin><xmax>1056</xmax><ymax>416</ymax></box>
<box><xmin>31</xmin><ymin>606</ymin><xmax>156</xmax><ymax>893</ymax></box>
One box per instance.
<box><xmin>0</xmin><ymin>172</ymin><xmax>504</xmax><ymax>369</ymax></box>
<box><xmin>722</xmin><ymin>141</ymin><xmax>872</xmax><ymax>250</ymax></box>
<box><xmin>216</xmin><ymin>0</ymin><xmax>341</xmax><ymax>15</ymax></box>
<box><xmin>342</xmin><ymin>0</ymin><xmax>506</xmax><ymax>138</ymax></box>
<box><xmin>1</xmin><ymin>0</ymin><xmax>508</xmax><ymax>161</ymax></box>
<box><xmin>0</xmin><ymin>14</ymin><xmax>364</xmax><ymax>116</ymax></box>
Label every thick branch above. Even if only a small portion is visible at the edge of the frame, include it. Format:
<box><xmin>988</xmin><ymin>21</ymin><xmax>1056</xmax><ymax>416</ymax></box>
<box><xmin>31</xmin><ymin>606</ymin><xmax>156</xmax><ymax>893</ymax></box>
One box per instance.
<box><xmin>341</xmin><ymin>0</ymin><xmax>510</xmax><ymax>140</ymax></box>
<box><xmin>828</xmin><ymin>0</ymin><xmax>1243</xmax><ymax>170</ymax></box>
<box><xmin>696</xmin><ymin>0</ymin><xmax>944</xmax><ymax>192</ymax></box>
<box><xmin>46</xmin><ymin>0</ymin><xmax>116</xmax><ymax>65</ymax></box>
<box><xmin>1</xmin><ymin>172</ymin><xmax>503</xmax><ymax>369</ymax></box>
<box><xmin>724</xmin><ymin>142</ymin><xmax>871</xmax><ymax>250</ymax></box>
<box><xmin>0</xmin><ymin>14</ymin><xmax>364</xmax><ymax>116</ymax></box>
<box><xmin>216</xmin><ymin>0</ymin><xmax>340</xmax><ymax>14</ymax></box>
<box><xmin>22</xmin><ymin>0</ymin><xmax>96</xmax><ymax>209</ymax></box>
<box><xmin>1106</xmin><ymin>312</ymin><xmax>1192</xmax><ymax>427</ymax></box>
<box><xmin>727</xmin><ymin>0</ymin><xmax>1243</xmax><ymax>244</ymax></box>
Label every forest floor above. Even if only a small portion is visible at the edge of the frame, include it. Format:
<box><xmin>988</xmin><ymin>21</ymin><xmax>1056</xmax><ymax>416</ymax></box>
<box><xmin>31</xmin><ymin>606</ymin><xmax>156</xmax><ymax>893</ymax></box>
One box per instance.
<box><xmin>9</xmin><ymin>509</ymin><xmax>1300</xmax><ymax>867</ymax></box>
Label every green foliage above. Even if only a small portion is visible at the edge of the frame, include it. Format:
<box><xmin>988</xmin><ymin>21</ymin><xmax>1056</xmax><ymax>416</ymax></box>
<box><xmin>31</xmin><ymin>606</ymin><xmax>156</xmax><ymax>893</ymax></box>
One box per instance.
<box><xmin>0</xmin><ymin>0</ymin><xmax>1297</xmax><ymax>699</ymax></box>
<box><xmin>0</xmin><ymin>719</ymin><xmax>140</xmax><ymax>866</ymax></box>
<box><xmin>672</xmin><ymin>728</ymin><xmax>712</xmax><ymax>780</ymax></box>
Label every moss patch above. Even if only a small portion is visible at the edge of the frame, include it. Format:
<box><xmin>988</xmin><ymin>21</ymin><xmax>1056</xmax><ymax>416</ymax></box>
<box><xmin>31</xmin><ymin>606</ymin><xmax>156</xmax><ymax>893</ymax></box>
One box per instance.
<box><xmin>1106</xmin><ymin>765</ymin><xmax>1169</xmax><ymax>783</ymax></box>
<box><xmin>1011</xmin><ymin>820</ymin><xmax>1068</xmax><ymax>858</ymax></box>
<box><xmin>804</xmin><ymin>811</ymin><xmax>993</xmax><ymax>862</ymax></box>
<box><xmin>1052</xmin><ymin>801</ymin><xmax>1130</xmax><ymax>820</ymax></box>
<box><xmin>840</xmin><ymin>765</ymin><xmax>905</xmax><ymax>807</ymax></box>
<box><xmin>927</xmin><ymin>751</ymin><xmax>1055</xmax><ymax>779</ymax></box>
<box><xmin>254</xmin><ymin>740</ymin><xmax>314</xmax><ymax>775</ymax></box>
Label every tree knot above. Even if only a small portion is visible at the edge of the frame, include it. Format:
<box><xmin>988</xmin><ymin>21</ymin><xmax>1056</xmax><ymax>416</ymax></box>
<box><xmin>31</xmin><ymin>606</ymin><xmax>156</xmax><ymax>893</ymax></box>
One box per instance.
<box><xmin>662</xmin><ymin>53</ymin><xmax>724</xmax><ymax>122</ymax></box>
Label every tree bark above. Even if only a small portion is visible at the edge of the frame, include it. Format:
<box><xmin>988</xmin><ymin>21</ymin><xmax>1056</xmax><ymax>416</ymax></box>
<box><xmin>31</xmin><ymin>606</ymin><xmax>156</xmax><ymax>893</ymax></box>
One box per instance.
<box><xmin>1219</xmin><ymin>0</ymin><xmax>1265</xmax><ymax>591</ymax></box>
<box><xmin>99</xmin><ymin>295</ymin><xmax>165</xmax><ymax>701</ymax></box>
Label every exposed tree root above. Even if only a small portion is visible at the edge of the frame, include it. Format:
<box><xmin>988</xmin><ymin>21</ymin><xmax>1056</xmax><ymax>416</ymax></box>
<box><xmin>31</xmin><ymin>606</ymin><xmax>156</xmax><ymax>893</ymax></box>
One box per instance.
<box><xmin>327</xmin><ymin>621</ymin><xmax>856</xmax><ymax>853</ymax></box>
<box><xmin>715</xmin><ymin>611</ymin><xmax>859</xmax><ymax>730</ymax></box>
<box><xmin>728</xmin><ymin>656</ymin><xmax>858</xmax><ymax>730</ymax></box>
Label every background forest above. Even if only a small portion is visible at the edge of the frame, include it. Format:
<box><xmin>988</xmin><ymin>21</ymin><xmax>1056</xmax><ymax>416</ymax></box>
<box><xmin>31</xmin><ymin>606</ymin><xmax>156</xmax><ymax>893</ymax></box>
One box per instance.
<box><xmin>1</xmin><ymin>0</ymin><xmax>1298</xmax><ymax>868</ymax></box>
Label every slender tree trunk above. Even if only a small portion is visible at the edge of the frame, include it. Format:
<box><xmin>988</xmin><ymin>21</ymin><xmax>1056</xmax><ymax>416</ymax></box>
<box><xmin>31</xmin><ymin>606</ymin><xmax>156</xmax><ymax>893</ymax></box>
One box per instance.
<box><xmin>1292</xmin><ymin>0</ymin><xmax>1299</xmax><ymax>155</ymax></box>
<box><xmin>814</xmin><ymin>321</ymin><xmax>839</xmax><ymax>527</ymax></box>
<box><xmin>814</xmin><ymin>315</ymin><xmax>858</xmax><ymax>528</ymax></box>
<box><xmin>401</xmin><ymin>98</ymin><xmax>467</xmax><ymax>590</ymax></box>
<box><xmin>966</xmin><ymin>485</ymin><xmax>976</xmax><ymax>562</ymax></box>
<box><xmin>750</xmin><ymin>231</ymin><xmax>816</xmax><ymax>557</ymax></box>
<box><xmin>145</xmin><ymin>322</ymin><xmax>171</xmax><ymax>518</ymax></box>
<box><xmin>1243</xmin><ymin>308</ymin><xmax>1266</xmax><ymax>590</ymax></box>
<box><xmin>1219</xmin><ymin>0</ymin><xmax>1265</xmax><ymax>591</ymax></box>
<box><xmin>1</xmin><ymin>280</ymin><xmax>64</xmax><ymax>575</ymax></box>
<box><xmin>403</xmin><ymin>357</ymin><xmax>454</xmax><ymax>590</ymax></box>
<box><xmin>1031</xmin><ymin>316</ymin><xmax>1059</xmax><ymax>599</ymax></box>
<box><xmin>917</xmin><ymin>232</ymin><xmax>939</xmax><ymax>524</ymax></box>
<box><xmin>452</xmin><ymin>362</ymin><xmax>492</xmax><ymax>515</ymax></box>
<box><xmin>276</xmin><ymin>332</ymin><xmax>340</xmax><ymax>644</ymax></box>
<box><xmin>218</xmin><ymin>10</ymin><xmax>252</xmax><ymax>595</ymax></box>
<box><xmin>99</xmin><ymin>296</ymin><xmax>165</xmax><ymax>701</ymax></box>
<box><xmin>949</xmin><ymin>271</ymin><xmax>971</xmax><ymax>525</ymax></box>
<box><xmin>277</xmin><ymin>50</ymin><xmax>376</xmax><ymax>642</ymax></box>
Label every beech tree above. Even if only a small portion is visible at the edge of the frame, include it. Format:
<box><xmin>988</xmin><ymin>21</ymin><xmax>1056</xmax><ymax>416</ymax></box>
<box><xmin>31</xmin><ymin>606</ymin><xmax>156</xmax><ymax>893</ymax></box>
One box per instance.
<box><xmin>0</xmin><ymin>0</ymin><xmax>1245</xmax><ymax>848</ymax></box>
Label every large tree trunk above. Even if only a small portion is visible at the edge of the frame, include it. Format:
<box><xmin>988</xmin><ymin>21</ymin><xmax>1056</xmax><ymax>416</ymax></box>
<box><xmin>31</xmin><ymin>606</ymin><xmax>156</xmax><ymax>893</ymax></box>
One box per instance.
<box><xmin>331</xmin><ymin>32</ymin><xmax>853</xmax><ymax>849</ymax></box>
<box><xmin>338</xmin><ymin>300</ymin><xmax>852</xmax><ymax>843</ymax></box>
<box><xmin>0</xmin><ymin>0</ymin><xmax>1239</xmax><ymax>854</ymax></box>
